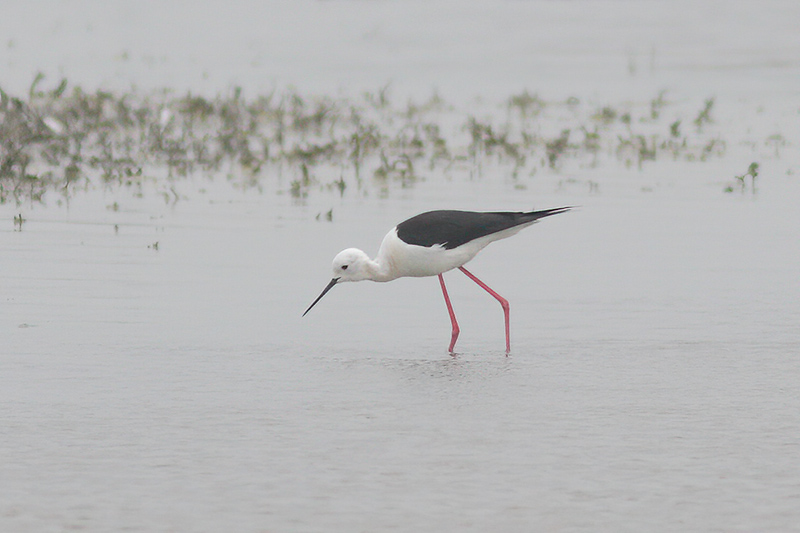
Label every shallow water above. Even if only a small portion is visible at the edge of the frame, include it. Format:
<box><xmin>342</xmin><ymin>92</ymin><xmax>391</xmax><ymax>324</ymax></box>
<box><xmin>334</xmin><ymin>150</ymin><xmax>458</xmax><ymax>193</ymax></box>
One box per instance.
<box><xmin>2</xmin><ymin>1</ymin><xmax>800</xmax><ymax>531</ymax></box>
<box><xmin>3</xmin><ymin>175</ymin><xmax>799</xmax><ymax>532</ymax></box>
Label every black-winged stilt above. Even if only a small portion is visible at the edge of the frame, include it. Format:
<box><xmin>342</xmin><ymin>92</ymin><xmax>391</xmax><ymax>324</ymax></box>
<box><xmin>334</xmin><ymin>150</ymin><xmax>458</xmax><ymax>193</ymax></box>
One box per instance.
<box><xmin>303</xmin><ymin>207</ymin><xmax>571</xmax><ymax>353</ymax></box>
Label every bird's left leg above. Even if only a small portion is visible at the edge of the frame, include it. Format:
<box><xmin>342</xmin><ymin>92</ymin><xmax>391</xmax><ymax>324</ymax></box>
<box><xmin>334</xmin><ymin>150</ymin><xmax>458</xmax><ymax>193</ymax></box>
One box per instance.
<box><xmin>438</xmin><ymin>274</ymin><xmax>460</xmax><ymax>353</ymax></box>
<box><xmin>458</xmin><ymin>266</ymin><xmax>510</xmax><ymax>353</ymax></box>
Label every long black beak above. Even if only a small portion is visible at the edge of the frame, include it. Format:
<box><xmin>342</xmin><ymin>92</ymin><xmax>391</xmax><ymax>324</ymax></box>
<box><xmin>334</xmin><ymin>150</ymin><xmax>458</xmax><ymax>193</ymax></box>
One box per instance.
<box><xmin>303</xmin><ymin>278</ymin><xmax>339</xmax><ymax>316</ymax></box>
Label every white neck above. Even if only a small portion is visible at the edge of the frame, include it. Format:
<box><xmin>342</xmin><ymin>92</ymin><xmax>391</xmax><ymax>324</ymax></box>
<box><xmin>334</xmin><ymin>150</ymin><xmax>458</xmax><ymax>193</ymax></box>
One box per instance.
<box><xmin>364</xmin><ymin>255</ymin><xmax>396</xmax><ymax>282</ymax></box>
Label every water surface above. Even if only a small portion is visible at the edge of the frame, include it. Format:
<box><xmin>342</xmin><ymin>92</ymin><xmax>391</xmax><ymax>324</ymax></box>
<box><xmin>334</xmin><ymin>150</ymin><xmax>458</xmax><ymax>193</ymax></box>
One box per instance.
<box><xmin>2</xmin><ymin>1</ymin><xmax>800</xmax><ymax>531</ymax></box>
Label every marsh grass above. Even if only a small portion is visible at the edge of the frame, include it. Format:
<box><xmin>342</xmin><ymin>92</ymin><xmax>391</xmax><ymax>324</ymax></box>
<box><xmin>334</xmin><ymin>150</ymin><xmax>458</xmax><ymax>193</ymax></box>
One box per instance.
<box><xmin>0</xmin><ymin>76</ymin><xmax>762</xmax><ymax>205</ymax></box>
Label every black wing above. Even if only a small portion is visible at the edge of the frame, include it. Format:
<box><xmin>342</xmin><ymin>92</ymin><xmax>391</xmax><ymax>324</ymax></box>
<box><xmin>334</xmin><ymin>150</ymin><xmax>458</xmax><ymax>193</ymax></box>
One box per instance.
<box><xmin>395</xmin><ymin>207</ymin><xmax>571</xmax><ymax>249</ymax></box>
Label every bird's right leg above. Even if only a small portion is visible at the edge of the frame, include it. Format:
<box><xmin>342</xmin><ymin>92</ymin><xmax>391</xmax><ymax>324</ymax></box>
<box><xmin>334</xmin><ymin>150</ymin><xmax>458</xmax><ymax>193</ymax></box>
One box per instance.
<box><xmin>458</xmin><ymin>266</ymin><xmax>511</xmax><ymax>353</ymax></box>
<box><xmin>438</xmin><ymin>274</ymin><xmax>460</xmax><ymax>353</ymax></box>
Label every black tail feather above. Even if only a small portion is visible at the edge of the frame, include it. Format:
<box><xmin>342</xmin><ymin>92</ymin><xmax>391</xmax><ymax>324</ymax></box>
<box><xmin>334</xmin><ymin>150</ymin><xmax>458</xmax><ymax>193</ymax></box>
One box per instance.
<box><xmin>521</xmin><ymin>206</ymin><xmax>574</xmax><ymax>222</ymax></box>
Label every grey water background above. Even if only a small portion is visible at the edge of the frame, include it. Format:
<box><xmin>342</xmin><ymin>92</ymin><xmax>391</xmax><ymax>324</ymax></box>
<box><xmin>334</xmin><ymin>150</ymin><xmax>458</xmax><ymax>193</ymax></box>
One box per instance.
<box><xmin>2</xmin><ymin>1</ymin><xmax>800</xmax><ymax>531</ymax></box>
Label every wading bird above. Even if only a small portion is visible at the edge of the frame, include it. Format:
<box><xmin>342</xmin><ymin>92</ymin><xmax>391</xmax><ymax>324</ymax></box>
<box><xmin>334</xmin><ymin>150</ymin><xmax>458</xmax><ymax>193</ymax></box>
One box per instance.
<box><xmin>303</xmin><ymin>207</ymin><xmax>571</xmax><ymax>352</ymax></box>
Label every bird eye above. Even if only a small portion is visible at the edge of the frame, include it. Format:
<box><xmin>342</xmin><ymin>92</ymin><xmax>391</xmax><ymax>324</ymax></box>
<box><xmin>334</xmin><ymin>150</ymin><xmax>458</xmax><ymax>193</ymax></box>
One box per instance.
<box><xmin>341</xmin><ymin>264</ymin><xmax>348</xmax><ymax>270</ymax></box>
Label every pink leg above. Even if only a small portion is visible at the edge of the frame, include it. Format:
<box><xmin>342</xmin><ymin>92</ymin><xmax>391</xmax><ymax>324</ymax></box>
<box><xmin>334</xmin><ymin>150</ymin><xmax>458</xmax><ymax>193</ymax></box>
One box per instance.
<box><xmin>458</xmin><ymin>266</ymin><xmax>511</xmax><ymax>353</ymax></box>
<box><xmin>438</xmin><ymin>274</ymin><xmax>460</xmax><ymax>353</ymax></box>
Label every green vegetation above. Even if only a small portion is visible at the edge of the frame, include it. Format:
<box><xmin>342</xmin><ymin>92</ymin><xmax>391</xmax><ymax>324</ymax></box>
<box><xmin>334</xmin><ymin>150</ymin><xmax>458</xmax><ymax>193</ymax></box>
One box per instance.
<box><xmin>0</xmin><ymin>75</ymin><xmax>772</xmax><ymax>205</ymax></box>
<box><xmin>725</xmin><ymin>162</ymin><xmax>759</xmax><ymax>194</ymax></box>
<box><xmin>693</xmin><ymin>97</ymin><xmax>715</xmax><ymax>130</ymax></box>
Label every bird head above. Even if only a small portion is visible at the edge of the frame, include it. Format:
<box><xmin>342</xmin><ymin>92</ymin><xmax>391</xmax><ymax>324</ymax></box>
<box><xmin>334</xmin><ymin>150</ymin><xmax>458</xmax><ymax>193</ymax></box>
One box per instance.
<box><xmin>303</xmin><ymin>248</ymin><xmax>372</xmax><ymax>316</ymax></box>
<box><xmin>331</xmin><ymin>248</ymin><xmax>372</xmax><ymax>282</ymax></box>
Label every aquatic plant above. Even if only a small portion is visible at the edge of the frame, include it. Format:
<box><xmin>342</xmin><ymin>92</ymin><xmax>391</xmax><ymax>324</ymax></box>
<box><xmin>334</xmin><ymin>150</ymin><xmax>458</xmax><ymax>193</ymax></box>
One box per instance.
<box><xmin>0</xmin><ymin>74</ymin><xmax>773</xmax><ymax>206</ymax></box>
<box><xmin>726</xmin><ymin>162</ymin><xmax>759</xmax><ymax>194</ymax></box>
<box><xmin>693</xmin><ymin>97</ymin><xmax>715</xmax><ymax>130</ymax></box>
